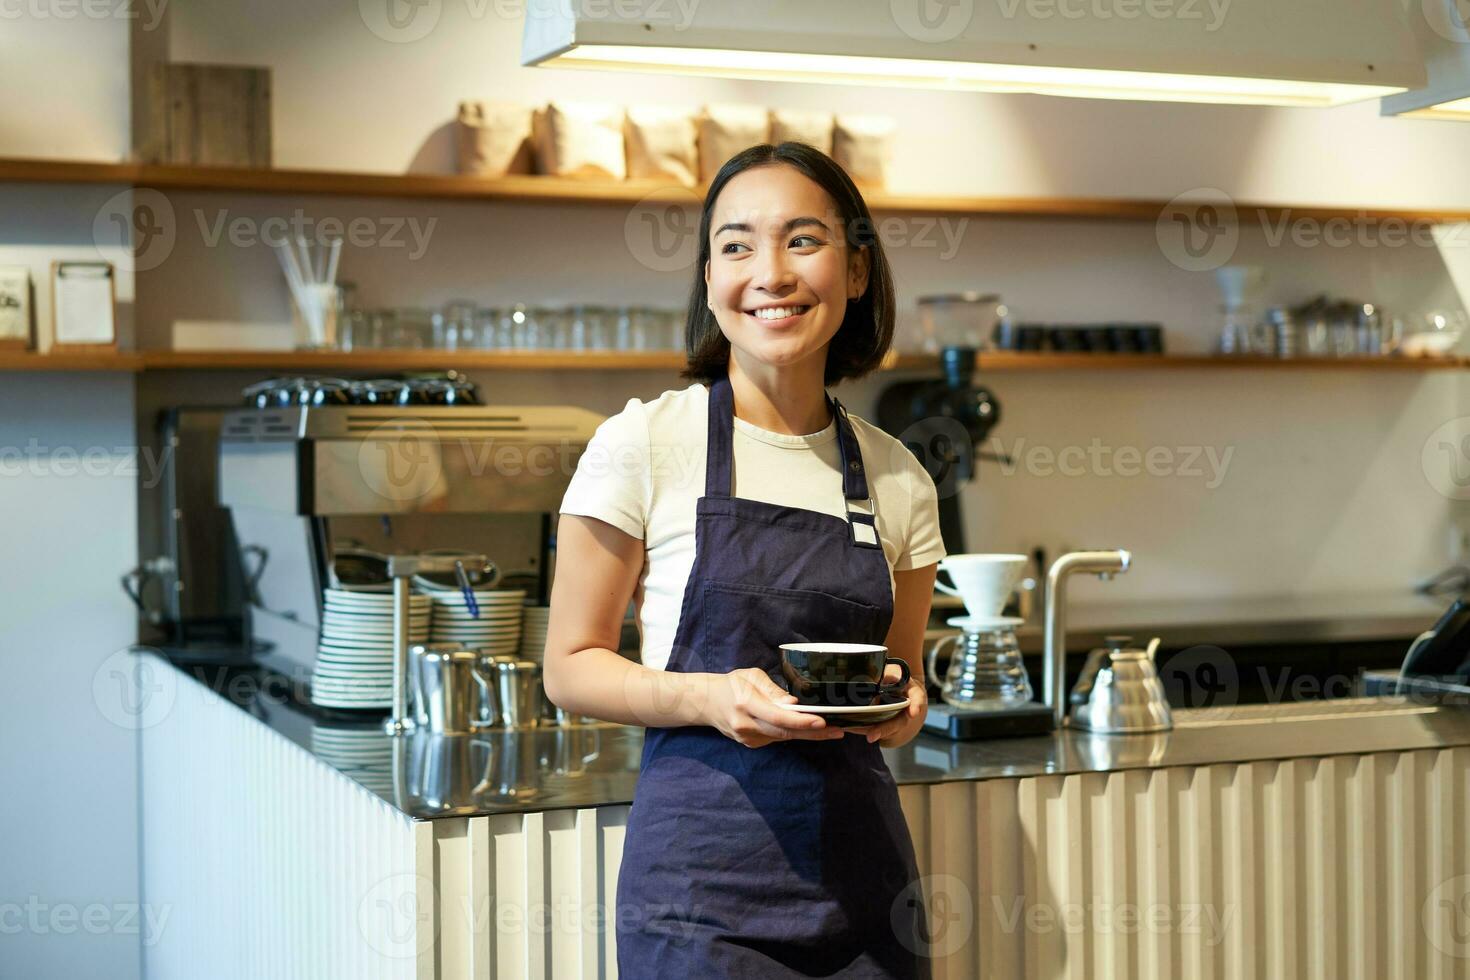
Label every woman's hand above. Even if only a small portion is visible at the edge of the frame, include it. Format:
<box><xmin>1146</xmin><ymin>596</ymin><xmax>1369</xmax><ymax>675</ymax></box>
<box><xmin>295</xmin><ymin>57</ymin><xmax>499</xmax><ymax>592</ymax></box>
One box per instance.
<box><xmin>702</xmin><ymin>667</ymin><xmax>847</xmax><ymax>748</ymax></box>
<box><xmin>848</xmin><ymin>563</ymin><xmax>935</xmax><ymax>749</ymax></box>
<box><xmin>852</xmin><ymin>674</ymin><xmax>928</xmax><ymax>749</ymax></box>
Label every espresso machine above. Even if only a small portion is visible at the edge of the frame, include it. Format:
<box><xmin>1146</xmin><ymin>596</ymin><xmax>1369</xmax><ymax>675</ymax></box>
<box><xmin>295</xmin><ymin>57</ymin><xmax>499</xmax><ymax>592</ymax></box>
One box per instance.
<box><xmin>216</xmin><ymin>395</ymin><xmax>602</xmax><ymax>687</ymax></box>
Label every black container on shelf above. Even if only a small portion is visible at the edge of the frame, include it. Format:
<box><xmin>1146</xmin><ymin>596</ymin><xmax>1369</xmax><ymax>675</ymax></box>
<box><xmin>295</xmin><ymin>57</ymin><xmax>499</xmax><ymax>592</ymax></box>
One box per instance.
<box><xmin>1014</xmin><ymin>324</ymin><xmax>1046</xmax><ymax>350</ymax></box>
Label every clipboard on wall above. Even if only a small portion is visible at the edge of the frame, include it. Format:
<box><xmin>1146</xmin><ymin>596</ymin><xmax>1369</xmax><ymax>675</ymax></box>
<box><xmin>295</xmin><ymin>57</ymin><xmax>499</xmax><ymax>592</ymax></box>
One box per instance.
<box><xmin>51</xmin><ymin>261</ymin><xmax>117</xmax><ymax>350</ymax></box>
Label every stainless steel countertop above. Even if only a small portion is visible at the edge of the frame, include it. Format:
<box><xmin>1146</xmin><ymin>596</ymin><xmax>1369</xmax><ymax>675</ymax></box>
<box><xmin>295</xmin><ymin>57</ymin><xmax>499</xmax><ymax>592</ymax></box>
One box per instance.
<box><xmin>163</xmin><ymin>656</ymin><xmax>1470</xmax><ymax>822</ymax></box>
<box><xmin>931</xmin><ymin>591</ymin><xmax>1445</xmax><ymax>652</ymax></box>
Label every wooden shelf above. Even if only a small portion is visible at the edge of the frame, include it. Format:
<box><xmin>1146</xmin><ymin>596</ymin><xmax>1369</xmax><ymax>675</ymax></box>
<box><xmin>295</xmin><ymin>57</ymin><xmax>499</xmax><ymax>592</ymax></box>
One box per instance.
<box><xmin>3</xmin><ymin>348</ymin><xmax>1466</xmax><ymax>374</ymax></box>
<box><xmin>0</xmin><ymin>350</ymin><xmax>144</xmax><ymax>372</ymax></box>
<box><xmin>6</xmin><ymin>157</ymin><xmax>1470</xmax><ymax>224</ymax></box>
<box><xmin>139</xmin><ymin>349</ymin><xmax>690</xmax><ymax>371</ymax></box>
<box><xmin>965</xmin><ymin>352</ymin><xmax>1470</xmax><ymax>371</ymax></box>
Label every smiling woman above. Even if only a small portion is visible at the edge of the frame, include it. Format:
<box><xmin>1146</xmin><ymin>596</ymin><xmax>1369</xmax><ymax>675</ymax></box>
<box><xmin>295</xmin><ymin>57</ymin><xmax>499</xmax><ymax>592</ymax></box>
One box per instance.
<box><xmin>545</xmin><ymin>141</ymin><xmax>944</xmax><ymax>978</ymax></box>
<box><xmin>684</xmin><ymin>142</ymin><xmax>896</xmax><ymax>389</ymax></box>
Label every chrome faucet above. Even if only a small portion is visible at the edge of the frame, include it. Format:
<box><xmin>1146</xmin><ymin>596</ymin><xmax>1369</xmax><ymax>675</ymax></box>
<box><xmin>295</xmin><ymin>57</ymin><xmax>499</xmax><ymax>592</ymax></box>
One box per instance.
<box><xmin>1042</xmin><ymin>550</ymin><xmax>1132</xmax><ymax>728</ymax></box>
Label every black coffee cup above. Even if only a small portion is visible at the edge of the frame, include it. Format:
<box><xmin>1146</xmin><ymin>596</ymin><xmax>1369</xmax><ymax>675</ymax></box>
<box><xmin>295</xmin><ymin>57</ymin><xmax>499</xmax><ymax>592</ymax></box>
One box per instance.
<box><xmin>777</xmin><ymin>643</ymin><xmax>911</xmax><ymax>707</ymax></box>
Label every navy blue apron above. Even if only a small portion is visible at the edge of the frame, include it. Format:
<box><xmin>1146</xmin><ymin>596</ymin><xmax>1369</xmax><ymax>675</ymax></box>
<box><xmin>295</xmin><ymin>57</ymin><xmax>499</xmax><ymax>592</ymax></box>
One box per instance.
<box><xmin>616</xmin><ymin>377</ymin><xmax>928</xmax><ymax>979</ymax></box>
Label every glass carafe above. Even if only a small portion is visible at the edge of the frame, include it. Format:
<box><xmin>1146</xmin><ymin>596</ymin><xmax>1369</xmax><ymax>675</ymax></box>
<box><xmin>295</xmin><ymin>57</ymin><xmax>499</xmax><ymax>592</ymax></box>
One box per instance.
<box><xmin>925</xmin><ymin>616</ymin><xmax>1033</xmax><ymax>710</ymax></box>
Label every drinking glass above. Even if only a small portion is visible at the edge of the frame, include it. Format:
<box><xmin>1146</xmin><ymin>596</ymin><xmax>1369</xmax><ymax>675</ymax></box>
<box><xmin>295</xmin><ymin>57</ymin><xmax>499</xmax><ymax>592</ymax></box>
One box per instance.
<box><xmin>586</xmin><ymin>306</ymin><xmax>612</xmax><ymax>350</ymax></box>
<box><xmin>502</xmin><ymin>304</ymin><xmax>529</xmax><ymax>349</ymax></box>
<box><xmin>541</xmin><ymin>307</ymin><xmax>571</xmax><ymax>350</ymax></box>
<box><xmin>520</xmin><ymin>307</ymin><xmax>549</xmax><ymax>349</ymax></box>
<box><xmin>612</xmin><ymin>307</ymin><xmax>633</xmax><ymax>350</ymax></box>
<box><xmin>1299</xmin><ymin>314</ymin><xmax>1329</xmax><ymax>356</ymax></box>
<box><xmin>291</xmin><ymin>282</ymin><xmax>341</xmax><ymax>350</ymax></box>
<box><xmin>440</xmin><ymin>300</ymin><xmax>477</xmax><ymax>351</ymax></box>
<box><xmin>628</xmin><ymin>307</ymin><xmax>656</xmax><ymax>350</ymax></box>
<box><xmin>475</xmin><ymin>308</ymin><xmax>500</xmax><ymax>350</ymax></box>
<box><xmin>1355</xmin><ymin>304</ymin><xmax>1382</xmax><ymax>355</ymax></box>
<box><xmin>391</xmin><ymin>310</ymin><xmax>435</xmax><ymax>352</ymax></box>
<box><xmin>568</xmin><ymin>304</ymin><xmax>591</xmax><ymax>351</ymax></box>
<box><xmin>663</xmin><ymin>309</ymin><xmax>684</xmax><ymax>351</ymax></box>
<box><xmin>340</xmin><ymin>309</ymin><xmax>370</xmax><ymax>352</ymax></box>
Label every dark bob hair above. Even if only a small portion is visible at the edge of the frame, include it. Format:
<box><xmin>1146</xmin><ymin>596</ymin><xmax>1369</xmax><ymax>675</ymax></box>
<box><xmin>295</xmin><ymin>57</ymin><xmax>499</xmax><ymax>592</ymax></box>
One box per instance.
<box><xmin>681</xmin><ymin>141</ymin><xmax>895</xmax><ymax>386</ymax></box>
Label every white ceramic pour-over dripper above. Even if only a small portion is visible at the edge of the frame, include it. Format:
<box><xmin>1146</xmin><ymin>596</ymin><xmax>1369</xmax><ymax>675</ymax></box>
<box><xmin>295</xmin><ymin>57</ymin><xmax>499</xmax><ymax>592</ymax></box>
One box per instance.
<box><xmin>935</xmin><ymin>554</ymin><xmax>1028</xmax><ymax>617</ymax></box>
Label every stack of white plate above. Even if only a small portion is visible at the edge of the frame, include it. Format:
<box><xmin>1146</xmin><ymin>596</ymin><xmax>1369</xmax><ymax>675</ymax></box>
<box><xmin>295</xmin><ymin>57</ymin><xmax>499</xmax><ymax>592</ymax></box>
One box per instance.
<box><xmin>519</xmin><ymin>605</ymin><xmax>550</xmax><ymax>660</ymax></box>
<box><xmin>309</xmin><ymin>723</ymin><xmax>393</xmax><ymax>786</ymax></box>
<box><xmin>312</xmin><ymin>588</ymin><xmax>431</xmax><ymax>710</ymax></box>
<box><xmin>427</xmin><ymin>588</ymin><xmax>525</xmax><ymax>655</ymax></box>
<box><xmin>309</xmin><ymin>727</ymin><xmax>394</xmax><ymax>797</ymax></box>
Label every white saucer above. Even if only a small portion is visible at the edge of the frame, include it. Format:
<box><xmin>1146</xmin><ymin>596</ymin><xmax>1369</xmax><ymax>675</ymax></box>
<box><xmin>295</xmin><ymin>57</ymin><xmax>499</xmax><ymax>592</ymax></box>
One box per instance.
<box><xmin>945</xmin><ymin>615</ymin><xmax>1025</xmax><ymax>630</ymax></box>
<box><xmin>787</xmin><ymin>696</ymin><xmax>909</xmax><ymax>715</ymax></box>
<box><xmin>786</xmin><ymin>696</ymin><xmax>909</xmax><ymax>727</ymax></box>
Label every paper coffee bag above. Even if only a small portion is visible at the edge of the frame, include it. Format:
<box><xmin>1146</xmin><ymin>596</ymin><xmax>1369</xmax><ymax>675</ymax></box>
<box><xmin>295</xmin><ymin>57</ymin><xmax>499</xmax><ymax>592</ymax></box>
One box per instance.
<box><xmin>456</xmin><ymin>100</ymin><xmax>534</xmax><ymax>176</ymax></box>
<box><xmin>697</xmin><ymin>103</ymin><xmax>770</xmax><ymax>181</ymax></box>
<box><xmin>625</xmin><ymin>105</ymin><xmax>699</xmax><ymax>185</ymax></box>
<box><xmin>532</xmin><ymin>101</ymin><xmax>627</xmax><ymax>180</ymax></box>
<box><xmin>769</xmin><ymin>108</ymin><xmax>834</xmax><ymax>154</ymax></box>
<box><xmin>832</xmin><ymin>114</ymin><xmax>895</xmax><ymax>188</ymax></box>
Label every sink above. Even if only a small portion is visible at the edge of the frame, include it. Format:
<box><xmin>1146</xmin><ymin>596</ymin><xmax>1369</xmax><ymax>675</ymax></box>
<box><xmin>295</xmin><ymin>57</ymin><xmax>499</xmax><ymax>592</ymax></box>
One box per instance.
<box><xmin>1171</xmin><ymin>696</ymin><xmax>1439</xmax><ymax>728</ymax></box>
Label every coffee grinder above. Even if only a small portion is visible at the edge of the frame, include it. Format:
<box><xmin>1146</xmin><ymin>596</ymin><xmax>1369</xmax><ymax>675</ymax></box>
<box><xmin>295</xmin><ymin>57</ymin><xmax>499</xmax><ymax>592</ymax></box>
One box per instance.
<box><xmin>877</xmin><ymin>292</ymin><xmax>1024</xmax><ymax>554</ymax></box>
<box><xmin>876</xmin><ymin>298</ymin><xmax>1054</xmax><ymax>738</ymax></box>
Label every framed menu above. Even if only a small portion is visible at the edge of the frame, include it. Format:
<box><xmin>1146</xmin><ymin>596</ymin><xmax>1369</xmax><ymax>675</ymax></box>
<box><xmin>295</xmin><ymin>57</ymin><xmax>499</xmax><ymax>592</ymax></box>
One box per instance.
<box><xmin>0</xmin><ymin>266</ymin><xmax>32</xmax><ymax>350</ymax></box>
<box><xmin>51</xmin><ymin>261</ymin><xmax>117</xmax><ymax>349</ymax></box>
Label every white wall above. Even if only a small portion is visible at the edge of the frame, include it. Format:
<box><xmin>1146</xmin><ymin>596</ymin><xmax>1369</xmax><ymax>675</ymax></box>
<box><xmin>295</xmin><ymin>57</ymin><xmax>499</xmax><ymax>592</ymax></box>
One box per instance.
<box><xmin>0</xmin><ymin>373</ymin><xmax>140</xmax><ymax>979</ymax></box>
<box><xmin>0</xmin><ymin>9</ymin><xmax>131</xmax><ymax>160</ymax></box>
<box><xmin>0</xmin><ymin>15</ymin><xmax>141</xmax><ymax>977</ymax></box>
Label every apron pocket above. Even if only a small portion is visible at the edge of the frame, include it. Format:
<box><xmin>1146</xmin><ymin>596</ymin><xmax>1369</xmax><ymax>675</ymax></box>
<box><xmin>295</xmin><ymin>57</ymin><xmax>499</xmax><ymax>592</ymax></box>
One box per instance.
<box><xmin>697</xmin><ymin>580</ymin><xmax>881</xmax><ymax>676</ymax></box>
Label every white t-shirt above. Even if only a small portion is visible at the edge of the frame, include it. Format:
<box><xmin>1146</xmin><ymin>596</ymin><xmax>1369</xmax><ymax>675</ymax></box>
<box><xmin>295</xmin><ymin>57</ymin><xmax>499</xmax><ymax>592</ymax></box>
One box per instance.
<box><xmin>558</xmin><ymin>383</ymin><xmax>947</xmax><ymax>670</ymax></box>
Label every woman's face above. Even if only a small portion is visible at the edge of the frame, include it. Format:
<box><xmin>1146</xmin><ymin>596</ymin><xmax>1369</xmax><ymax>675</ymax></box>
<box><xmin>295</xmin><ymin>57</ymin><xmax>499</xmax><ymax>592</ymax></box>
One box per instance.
<box><xmin>704</xmin><ymin>164</ymin><xmax>869</xmax><ymax>374</ymax></box>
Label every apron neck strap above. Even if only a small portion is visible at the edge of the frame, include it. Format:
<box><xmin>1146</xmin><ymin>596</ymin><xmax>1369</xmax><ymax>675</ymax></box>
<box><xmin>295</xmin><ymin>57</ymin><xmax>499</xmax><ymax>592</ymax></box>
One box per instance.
<box><xmin>705</xmin><ymin>376</ymin><xmax>871</xmax><ymax>501</ymax></box>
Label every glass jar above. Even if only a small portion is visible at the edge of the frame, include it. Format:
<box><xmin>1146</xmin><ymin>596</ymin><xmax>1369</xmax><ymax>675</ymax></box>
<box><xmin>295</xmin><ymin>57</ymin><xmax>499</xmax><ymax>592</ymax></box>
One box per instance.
<box><xmin>612</xmin><ymin>307</ymin><xmax>634</xmax><ymax>350</ymax></box>
<box><xmin>568</xmin><ymin>304</ymin><xmax>591</xmax><ymax>351</ymax></box>
<box><xmin>520</xmin><ymin>306</ymin><xmax>549</xmax><ymax>349</ymax></box>
<box><xmin>1328</xmin><ymin>308</ymin><xmax>1357</xmax><ymax>356</ymax></box>
<box><xmin>387</xmin><ymin>308</ymin><xmax>435</xmax><ymax>349</ymax></box>
<box><xmin>340</xmin><ymin>309</ymin><xmax>370</xmax><ymax>352</ymax></box>
<box><xmin>1299</xmin><ymin>313</ymin><xmax>1329</xmax><ymax>356</ymax></box>
<box><xmin>585</xmin><ymin>305</ymin><xmax>612</xmax><ymax>350</ymax></box>
<box><xmin>1356</xmin><ymin>303</ymin><xmax>1382</xmax><ymax>355</ymax></box>
<box><xmin>439</xmin><ymin>299</ymin><xmax>478</xmax><ymax>351</ymax></box>
<box><xmin>1218</xmin><ymin>307</ymin><xmax>1250</xmax><ymax>355</ymax></box>
<box><xmin>925</xmin><ymin>617</ymin><xmax>1033</xmax><ymax>710</ymax></box>
<box><xmin>627</xmin><ymin>307</ymin><xmax>657</xmax><ymax>351</ymax></box>
<box><xmin>916</xmin><ymin>293</ymin><xmax>1002</xmax><ymax>352</ymax></box>
<box><xmin>540</xmin><ymin>307</ymin><xmax>571</xmax><ymax>350</ymax></box>
<box><xmin>474</xmin><ymin>308</ymin><xmax>500</xmax><ymax>350</ymax></box>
